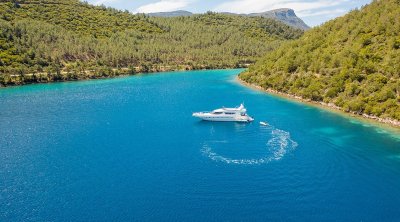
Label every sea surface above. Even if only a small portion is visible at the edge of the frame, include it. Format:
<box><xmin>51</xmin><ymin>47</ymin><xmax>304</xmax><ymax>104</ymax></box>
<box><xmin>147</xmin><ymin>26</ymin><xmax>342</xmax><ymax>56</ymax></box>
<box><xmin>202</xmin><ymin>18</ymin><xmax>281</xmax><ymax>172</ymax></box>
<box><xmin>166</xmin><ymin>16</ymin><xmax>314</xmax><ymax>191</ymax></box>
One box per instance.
<box><xmin>1</xmin><ymin>69</ymin><xmax>400</xmax><ymax>221</ymax></box>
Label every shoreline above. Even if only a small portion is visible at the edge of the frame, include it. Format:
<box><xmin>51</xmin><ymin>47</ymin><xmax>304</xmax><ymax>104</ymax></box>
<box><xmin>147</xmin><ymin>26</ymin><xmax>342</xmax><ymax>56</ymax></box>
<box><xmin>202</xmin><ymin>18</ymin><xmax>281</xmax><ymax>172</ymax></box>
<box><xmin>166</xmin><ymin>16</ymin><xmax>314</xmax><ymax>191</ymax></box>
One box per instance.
<box><xmin>236</xmin><ymin>76</ymin><xmax>400</xmax><ymax>129</ymax></box>
<box><xmin>0</xmin><ymin>67</ymin><xmax>245</xmax><ymax>88</ymax></box>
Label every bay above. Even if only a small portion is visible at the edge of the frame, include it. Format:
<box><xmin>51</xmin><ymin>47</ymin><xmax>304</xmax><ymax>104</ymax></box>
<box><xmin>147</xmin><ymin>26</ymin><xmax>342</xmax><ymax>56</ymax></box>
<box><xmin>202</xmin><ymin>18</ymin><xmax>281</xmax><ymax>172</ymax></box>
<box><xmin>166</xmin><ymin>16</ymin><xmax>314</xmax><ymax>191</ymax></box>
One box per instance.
<box><xmin>1</xmin><ymin>69</ymin><xmax>400</xmax><ymax>221</ymax></box>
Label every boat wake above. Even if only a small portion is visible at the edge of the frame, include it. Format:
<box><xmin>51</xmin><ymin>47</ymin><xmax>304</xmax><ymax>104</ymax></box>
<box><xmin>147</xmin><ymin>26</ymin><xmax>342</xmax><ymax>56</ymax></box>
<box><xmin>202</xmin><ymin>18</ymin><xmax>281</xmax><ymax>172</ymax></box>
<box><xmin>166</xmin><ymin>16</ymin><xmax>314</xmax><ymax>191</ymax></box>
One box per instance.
<box><xmin>201</xmin><ymin>127</ymin><xmax>298</xmax><ymax>165</ymax></box>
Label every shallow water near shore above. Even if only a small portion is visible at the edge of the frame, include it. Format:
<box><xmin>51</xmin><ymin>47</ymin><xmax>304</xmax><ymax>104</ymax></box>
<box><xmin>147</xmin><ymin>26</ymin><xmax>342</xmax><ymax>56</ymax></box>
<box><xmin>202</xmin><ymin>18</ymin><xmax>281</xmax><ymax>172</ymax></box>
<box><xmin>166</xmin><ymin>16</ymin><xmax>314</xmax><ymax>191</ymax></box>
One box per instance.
<box><xmin>1</xmin><ymin>69</ymin><xmax>400</xmax><ymax>221</ymax></box>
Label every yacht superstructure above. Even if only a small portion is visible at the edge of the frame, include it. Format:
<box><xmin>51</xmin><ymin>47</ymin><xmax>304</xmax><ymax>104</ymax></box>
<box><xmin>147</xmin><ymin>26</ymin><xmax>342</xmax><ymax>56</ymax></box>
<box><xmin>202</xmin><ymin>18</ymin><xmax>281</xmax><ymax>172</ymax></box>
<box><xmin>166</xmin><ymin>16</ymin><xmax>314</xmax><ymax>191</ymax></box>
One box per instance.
<box><xmin>193</xmin><ymin>104</ymin><xmax>254</xmax><ymax>122</ymax></box>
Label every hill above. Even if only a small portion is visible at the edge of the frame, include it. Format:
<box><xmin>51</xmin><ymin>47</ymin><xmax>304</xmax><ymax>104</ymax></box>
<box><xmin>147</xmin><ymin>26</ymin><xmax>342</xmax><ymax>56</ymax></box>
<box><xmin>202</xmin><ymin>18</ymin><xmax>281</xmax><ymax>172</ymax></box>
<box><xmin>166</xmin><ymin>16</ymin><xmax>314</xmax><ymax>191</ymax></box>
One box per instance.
<box><xmin>148</xmin><ymin>9</ymin><xmax>309</xmax><ymax>30</ymax></box>
<box><xmin>239</xmin><ymin>0</ymin><xmax>400</xmax><ymax>122</ymax></box>
<box><xmin>0</xmin><ymin>0</ymin><xmax>303</xmax><ymax>86</ymax></box>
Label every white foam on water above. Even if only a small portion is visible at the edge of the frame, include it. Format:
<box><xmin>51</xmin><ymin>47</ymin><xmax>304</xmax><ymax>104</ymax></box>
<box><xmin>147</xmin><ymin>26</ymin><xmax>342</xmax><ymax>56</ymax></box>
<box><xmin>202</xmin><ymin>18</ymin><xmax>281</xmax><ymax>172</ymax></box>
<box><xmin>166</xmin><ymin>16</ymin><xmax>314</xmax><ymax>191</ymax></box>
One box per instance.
<box><xmin>201</xmin><ymin>127</ymin><xmax>298</xmax><ymax>165</ymax></box>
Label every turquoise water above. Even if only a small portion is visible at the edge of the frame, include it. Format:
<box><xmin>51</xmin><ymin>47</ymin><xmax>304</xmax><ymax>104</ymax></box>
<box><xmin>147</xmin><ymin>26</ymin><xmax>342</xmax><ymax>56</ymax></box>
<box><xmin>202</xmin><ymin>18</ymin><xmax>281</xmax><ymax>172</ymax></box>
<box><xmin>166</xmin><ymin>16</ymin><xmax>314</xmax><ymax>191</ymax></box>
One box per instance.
<box><xmin>1</xmin><ymin>69</ymin><xmax>400</xmax><ymax>221</ymax></box>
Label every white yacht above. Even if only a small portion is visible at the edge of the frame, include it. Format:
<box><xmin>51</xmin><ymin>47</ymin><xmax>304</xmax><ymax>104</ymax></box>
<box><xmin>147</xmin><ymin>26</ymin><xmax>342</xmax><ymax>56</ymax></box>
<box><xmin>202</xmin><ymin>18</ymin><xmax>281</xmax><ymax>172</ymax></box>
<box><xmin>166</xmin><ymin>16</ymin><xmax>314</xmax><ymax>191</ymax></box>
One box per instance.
<box><xmin>193</xmin><ymin>104</ymin><xmax>254</xmax><ymax>122</ymax></box>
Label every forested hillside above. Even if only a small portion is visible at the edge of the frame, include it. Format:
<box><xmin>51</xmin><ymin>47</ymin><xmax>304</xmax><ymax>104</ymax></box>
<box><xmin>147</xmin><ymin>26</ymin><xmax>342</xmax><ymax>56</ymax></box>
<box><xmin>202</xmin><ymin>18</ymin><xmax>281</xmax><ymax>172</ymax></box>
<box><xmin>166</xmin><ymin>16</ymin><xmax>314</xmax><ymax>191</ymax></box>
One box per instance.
<box><xmin>240</xmin><ymin>0</ymin><xmax>400</xmax><ymax>121</ymax></box>
<box><xmin>0</xmin><ymin>0</ymin><xmax>302</xmax><ymax>86</ymax></box>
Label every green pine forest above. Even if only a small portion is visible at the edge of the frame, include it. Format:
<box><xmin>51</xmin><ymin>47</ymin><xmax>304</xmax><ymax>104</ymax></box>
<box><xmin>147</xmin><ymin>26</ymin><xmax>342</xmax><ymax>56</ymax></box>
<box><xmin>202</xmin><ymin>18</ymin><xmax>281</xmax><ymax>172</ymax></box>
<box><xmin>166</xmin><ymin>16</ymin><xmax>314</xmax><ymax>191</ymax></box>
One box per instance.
<box><xmin>2</xmin><ymin>0</ymin><xmax>399</xmax><ymax>123</ymax></box>
<box><xmin>240</xmin><ymin>0</ymin><xmax>400</xmax><ymax>121</ymax></box>
<box><xmin>0</xmin><ymin>0</ymin><xmax>302</xmax><ymax>86</ymax></box>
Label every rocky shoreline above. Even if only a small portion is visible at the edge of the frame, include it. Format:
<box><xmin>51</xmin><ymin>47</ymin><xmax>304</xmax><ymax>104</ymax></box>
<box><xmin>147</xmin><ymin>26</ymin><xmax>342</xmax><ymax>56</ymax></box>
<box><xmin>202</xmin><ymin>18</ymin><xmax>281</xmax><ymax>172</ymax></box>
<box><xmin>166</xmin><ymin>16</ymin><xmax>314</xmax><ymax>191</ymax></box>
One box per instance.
<box><xmin>0</xmin><ymin>66</ymin><xmax>245</xmax><ymax>87</ymax></box>
<box><xmin>236</xmin><ymin>76</ymin><xmax>400</xmax><ymax>128</ymax></box>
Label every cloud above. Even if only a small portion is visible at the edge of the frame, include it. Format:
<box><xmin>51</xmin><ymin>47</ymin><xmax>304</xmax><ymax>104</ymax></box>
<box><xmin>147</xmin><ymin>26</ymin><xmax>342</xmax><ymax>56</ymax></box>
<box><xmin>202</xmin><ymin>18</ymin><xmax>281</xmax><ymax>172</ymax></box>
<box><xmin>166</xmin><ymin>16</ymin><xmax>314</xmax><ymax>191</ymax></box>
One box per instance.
<box><xmin>134</xmin><ymin>0</ymin><xmax>193</xmax><ymax>13</ymax></box>
<box><xmin>213</xmin><ymin>0</ymin><xmax>350</xmax><ymax>17</ymax></box>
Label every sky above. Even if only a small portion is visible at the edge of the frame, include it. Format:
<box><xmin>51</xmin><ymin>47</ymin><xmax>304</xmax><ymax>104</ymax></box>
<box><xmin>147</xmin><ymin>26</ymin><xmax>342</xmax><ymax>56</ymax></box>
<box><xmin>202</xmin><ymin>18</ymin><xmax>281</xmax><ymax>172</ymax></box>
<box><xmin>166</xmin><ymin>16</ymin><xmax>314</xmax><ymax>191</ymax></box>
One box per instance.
<box><xmin>86</xmin><ymin>0</ymin><xmax>372</xmax><ymax>27</ymax></box>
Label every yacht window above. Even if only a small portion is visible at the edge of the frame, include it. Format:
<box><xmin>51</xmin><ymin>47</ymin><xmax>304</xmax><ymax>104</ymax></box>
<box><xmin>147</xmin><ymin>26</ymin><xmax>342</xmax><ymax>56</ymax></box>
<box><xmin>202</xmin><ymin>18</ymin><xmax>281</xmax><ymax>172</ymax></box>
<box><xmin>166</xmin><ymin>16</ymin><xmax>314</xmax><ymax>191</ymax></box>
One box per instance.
<box><xmin>225</xmin><ymin>112</ymin><xmax>235</xmax><ymax>115</ymax></box>
<box><xmin>213</xmin><ymin>112</ymin><xmax>223</xmax><ymax>115</ymax></box>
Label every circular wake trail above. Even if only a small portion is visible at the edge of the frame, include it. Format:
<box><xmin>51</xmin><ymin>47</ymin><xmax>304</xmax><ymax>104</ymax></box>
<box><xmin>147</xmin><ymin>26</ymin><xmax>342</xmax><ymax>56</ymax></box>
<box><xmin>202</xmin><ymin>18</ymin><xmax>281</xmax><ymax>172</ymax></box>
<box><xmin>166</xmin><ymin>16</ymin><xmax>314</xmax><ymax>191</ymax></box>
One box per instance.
<box><xmin>201</xmin><ymin>126</ymin><xmax>298</xmax><ymax>165</ymax></box>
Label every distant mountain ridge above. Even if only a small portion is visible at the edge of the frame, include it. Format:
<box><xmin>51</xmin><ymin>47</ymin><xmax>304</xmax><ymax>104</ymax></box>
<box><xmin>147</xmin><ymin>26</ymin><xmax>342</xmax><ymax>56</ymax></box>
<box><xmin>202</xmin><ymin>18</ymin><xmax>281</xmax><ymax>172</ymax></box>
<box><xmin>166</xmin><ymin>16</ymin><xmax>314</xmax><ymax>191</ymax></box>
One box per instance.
<box><xmin>147</xmin><ymin>10</ymin><xmax>193</xmax><ymax>17</ymax></box>
<box><xmin>247</xmin><ymin>8</ymin><xmax>309</xmax><ymax>30</ymax></box>
<box><xmin>147</xmin><ymin>9</ymin><xmax>309</xmax><ymax>30</ymax></box>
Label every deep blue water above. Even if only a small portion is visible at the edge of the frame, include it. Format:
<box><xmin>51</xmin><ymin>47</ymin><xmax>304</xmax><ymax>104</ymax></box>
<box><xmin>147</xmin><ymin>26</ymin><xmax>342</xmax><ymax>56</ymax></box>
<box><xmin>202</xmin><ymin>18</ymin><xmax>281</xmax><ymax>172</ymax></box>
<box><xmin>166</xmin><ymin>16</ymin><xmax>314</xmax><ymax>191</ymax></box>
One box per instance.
<box><xmin>1</xmin><ymin>69</ymin><xmax>400</xmax><ymax>221</ymax></box>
